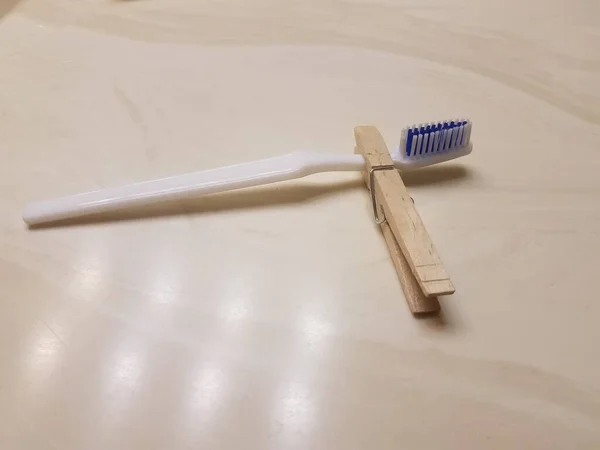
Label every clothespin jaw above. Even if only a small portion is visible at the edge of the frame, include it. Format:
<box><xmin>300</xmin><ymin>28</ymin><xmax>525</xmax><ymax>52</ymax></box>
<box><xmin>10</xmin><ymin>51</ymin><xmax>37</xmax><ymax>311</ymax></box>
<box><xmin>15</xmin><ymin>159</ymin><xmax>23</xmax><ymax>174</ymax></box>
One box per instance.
<box><xmin>354</xmin><ymin>126</ymin><xmax>455</xmax><ymax>314</ymax></box>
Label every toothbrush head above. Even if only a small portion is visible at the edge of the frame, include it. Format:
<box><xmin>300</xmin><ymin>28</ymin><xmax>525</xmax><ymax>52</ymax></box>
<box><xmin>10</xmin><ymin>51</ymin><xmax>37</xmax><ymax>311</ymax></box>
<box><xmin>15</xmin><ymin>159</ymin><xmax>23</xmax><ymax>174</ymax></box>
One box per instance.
<box><xmin>396</xmin><ymin>119</ymin><xmax>473</xmax><ymax>169</ymax></box>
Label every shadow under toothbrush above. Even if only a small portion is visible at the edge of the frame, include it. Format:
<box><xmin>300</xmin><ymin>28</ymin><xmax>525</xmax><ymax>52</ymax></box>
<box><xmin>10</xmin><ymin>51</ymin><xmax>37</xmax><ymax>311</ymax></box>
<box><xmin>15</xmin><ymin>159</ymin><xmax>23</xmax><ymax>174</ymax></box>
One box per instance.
<box><xmin>401</xmin><ymin>164</ymin><xmax>471</xmax><ymax>187</ymax></box>
<box><xmin>28</xmin><ymin>164</ymin><xmax>474</xmax><ymax>229</ymax></box>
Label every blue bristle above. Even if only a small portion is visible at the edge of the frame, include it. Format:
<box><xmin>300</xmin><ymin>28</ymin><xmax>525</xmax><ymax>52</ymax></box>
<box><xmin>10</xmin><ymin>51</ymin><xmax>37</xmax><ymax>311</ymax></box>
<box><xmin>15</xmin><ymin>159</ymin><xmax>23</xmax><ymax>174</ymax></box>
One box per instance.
<box><xmin>413</xmin><ymin>125</ymin><xmax>419</xmax><ymax>155</ymax></box>
<box><xmin>403</xmin><ymin>119</ymin><xmax>469</xmax><ymax>158</ymax></box>
<box><xmin>415</xmin><ymin>126</ymin><xmax>420</xmax><ymax>155</ymax></box>
<box><xmin>440</xmin><ymin>126</ymin><xmax>447</xmax><ymax>151</ymax></box>
<box><xmin>406</xmin><ymin>128</ymin><xmax>413</xmax><ymax>156</ymax></box>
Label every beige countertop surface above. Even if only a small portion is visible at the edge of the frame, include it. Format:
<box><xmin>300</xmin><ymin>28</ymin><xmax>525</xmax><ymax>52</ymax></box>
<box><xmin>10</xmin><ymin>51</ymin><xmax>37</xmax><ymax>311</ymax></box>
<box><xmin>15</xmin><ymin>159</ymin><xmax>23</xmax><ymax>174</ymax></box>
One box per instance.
<box><xmin>1</xmin><ymin>0</ymin><xmax>600</xmax><ymax>448</ymax></box>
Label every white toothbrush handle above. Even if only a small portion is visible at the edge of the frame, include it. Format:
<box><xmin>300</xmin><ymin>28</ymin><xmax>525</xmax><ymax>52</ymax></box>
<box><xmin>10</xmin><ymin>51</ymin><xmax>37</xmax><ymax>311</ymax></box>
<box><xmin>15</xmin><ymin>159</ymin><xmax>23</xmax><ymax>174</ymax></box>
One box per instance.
<box><xmin>23</xmin><ymin>152</ymin><xmax>366</xmax><ymax>225</ymax></box>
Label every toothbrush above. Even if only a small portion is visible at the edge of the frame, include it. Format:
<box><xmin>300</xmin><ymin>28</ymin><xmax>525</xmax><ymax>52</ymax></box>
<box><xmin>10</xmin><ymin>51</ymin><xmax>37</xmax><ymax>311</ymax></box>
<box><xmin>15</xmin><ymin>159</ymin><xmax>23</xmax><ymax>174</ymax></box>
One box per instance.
<box><xmin>23</xmin><ymin>119</ymin><xmax>472</xmax><ymax>226</ymax></box>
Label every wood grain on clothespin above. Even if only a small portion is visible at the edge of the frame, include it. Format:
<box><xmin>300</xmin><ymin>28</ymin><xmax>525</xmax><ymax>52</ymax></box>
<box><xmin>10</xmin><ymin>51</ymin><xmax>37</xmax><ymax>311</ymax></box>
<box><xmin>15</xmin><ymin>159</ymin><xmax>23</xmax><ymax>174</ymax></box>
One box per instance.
<box><xmin>354</xmin><ymin>125</ymin><xmax>454</xmax><ymax>307</ymax></box>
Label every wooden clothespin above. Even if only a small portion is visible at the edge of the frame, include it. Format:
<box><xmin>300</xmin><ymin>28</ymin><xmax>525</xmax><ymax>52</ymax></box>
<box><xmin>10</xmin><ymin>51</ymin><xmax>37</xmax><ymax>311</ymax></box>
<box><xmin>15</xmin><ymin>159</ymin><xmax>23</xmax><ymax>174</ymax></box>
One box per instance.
<box><xmin>354</xmin><ymin>126</ymin><xmax>455</xmax><ymax>314</ymax></box>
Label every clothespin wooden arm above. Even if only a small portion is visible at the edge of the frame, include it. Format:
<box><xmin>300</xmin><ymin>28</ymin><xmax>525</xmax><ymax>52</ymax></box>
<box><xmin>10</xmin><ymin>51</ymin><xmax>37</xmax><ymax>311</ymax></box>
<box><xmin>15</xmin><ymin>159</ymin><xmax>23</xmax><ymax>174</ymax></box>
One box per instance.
<box><xmin>354</xmin><ymin>126</ymin><xmax>454</xmax><ymax>312</ymax></box>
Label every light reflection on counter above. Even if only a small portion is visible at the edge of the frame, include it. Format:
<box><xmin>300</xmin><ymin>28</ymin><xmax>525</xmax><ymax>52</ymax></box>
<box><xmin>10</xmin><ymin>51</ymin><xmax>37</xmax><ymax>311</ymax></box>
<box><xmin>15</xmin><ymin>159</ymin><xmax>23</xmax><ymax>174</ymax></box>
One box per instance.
<box><xmin>300</xmin><ymin>315</ymin><xmax>333</xmax><ymax>350</ymax></box>
<box><xmin>269</xmin><ymin>313</ymin><xmax>334</xmax><ymax>443</ymax></box>
<box><xmin>21</xmin><ymin>322</ymin><xmax>65</xmax><ymax>397</ymax></box>
<box><xmin>181</xmin><ymin>362</ymin><xmax>228</xmax><ymax>434</ymax></box>
<box><xmin>149</xmin><ymin>264</ymin><xmax>182</xmax><ymax>306</ymax></box>
<box><xmin>101</xmin><ymin>340</ymin><xmax>147</xmax><ymax>423</ymax></box>
<box><xmin>220</xmin><ymin>300</ymin><xmax>249</xmax><ymax>324</ymax></box>
<box><xmin>272</xmin><ymin>381</ymin><xmax>317</xmax><ymax>441</ymax></box>
<box><xmin>189</xmin><ymin>364</ymin><xmax>226</xmax><ymax>415</ymax></box>
<box><xmin>66</xmin><ymin>252</ymin><xmax>107</xmax><ymax>303</ymax></box>
<box><xmin>218</xmin><ymin>275</ymin><xmax>255</xmax><ymax>326</ymax></box>
<box><xmin>110</xmin><ymin>351</ymin><xmax>144</xmax><ymax>392</ymax></box>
